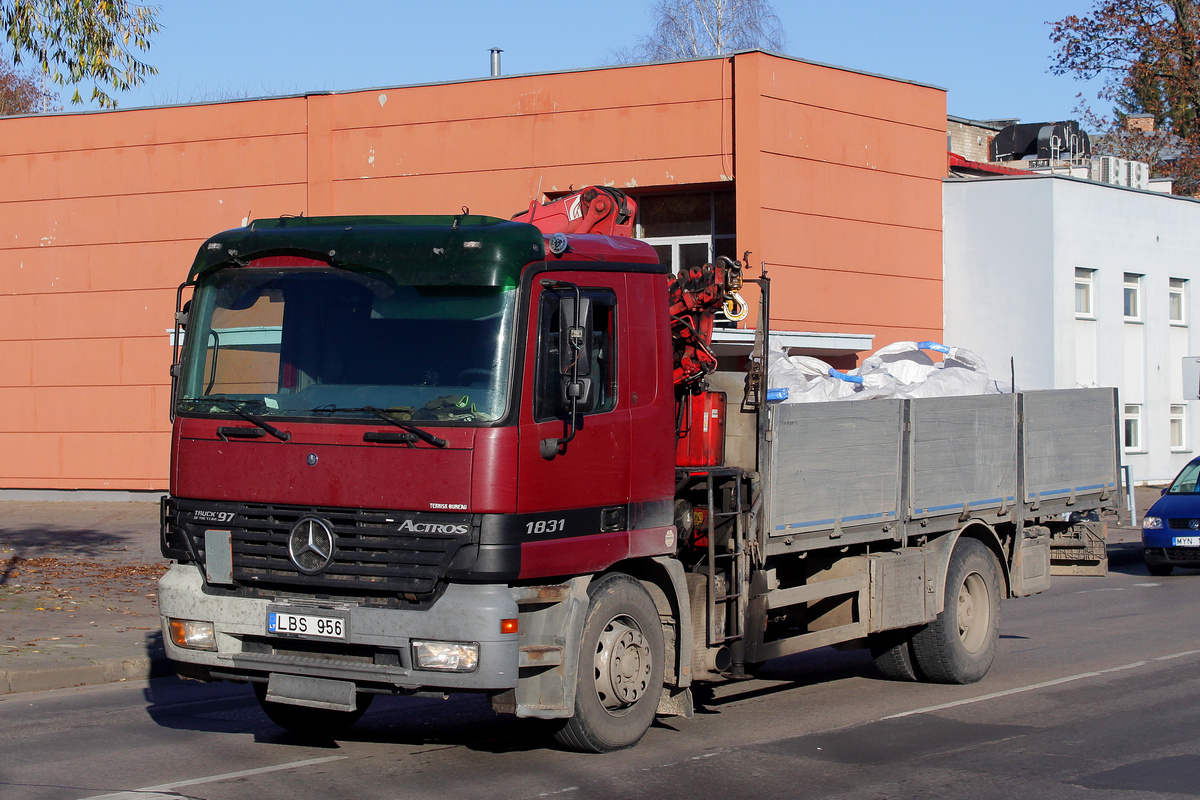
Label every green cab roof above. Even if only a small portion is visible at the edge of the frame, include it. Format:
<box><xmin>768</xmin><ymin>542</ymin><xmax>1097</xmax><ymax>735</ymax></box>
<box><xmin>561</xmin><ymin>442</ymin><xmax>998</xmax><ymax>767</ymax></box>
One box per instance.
<box><xmin>188</xmin><ymin>214</ymin><xmax>547</xmax><ymax>287</ymax></box>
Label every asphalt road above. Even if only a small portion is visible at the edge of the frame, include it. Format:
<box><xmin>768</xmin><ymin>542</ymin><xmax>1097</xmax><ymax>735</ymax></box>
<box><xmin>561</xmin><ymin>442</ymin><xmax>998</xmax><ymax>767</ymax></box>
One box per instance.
<box><xmin>2</xmin><ymin>551</ymin><xmax>1197</xmax><ymax>800</ymax></box>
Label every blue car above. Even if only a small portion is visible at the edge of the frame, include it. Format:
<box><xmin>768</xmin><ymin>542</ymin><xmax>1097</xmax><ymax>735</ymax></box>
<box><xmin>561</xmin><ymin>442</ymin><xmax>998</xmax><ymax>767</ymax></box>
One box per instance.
<box><xmin>1142</xmin><ymin>456</ymin><xmax>1200</xmax><ymax>576</ymax></box>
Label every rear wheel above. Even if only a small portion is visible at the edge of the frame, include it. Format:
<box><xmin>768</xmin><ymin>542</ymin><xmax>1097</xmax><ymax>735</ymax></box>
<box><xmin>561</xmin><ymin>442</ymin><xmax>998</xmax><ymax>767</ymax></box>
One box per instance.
<box><xmin>253</xmin><ymin>683</ymin><xmax>373</xmax><ymax>736</ymax></box>
<box><xmin>912</xmin><ymin>537</ymin><xmax>1001</xmax><ymax>684</ymax></box>
<box><xmin>869</xmin><ymin>627</ymin><xmax>922</xmax><ymax>681</ymax></box>
<box><xmin>553</xmin><ymin>574</ymin><xmax>665</xmax><ymax>753</ymax></box>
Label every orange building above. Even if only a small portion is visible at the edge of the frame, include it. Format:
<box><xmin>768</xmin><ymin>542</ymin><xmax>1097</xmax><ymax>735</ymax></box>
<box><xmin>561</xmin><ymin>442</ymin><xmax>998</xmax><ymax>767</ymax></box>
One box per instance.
<box><xmin>0</xmin><ymin>51</ymin><xmax>946</xmax><ymax>493</ymax></box>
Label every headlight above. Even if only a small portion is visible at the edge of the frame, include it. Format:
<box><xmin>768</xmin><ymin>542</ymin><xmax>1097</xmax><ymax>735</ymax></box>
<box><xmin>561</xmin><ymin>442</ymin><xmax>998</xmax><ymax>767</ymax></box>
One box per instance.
<box><xmin>1142</xmin><ymin>516</ymin><xmax>1163</xmax><ymax>530</ymax></box>
<box><xmin>412</xmin><ymin>640</ymin><xmax>479</xmax><ymax>672</ymax></box>
<box><xmin>167</xmin><ymin>618</ymin><xmax>217</xmax><ymax>651</ymax></box>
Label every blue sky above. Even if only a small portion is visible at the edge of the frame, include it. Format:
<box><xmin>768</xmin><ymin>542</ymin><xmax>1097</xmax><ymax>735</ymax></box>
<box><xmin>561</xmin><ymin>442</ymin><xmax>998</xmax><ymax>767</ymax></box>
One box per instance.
<box><xmin>80</xmin><ymin>0</ymin><xmax>1107</xmax><ymax>125</ymax></box>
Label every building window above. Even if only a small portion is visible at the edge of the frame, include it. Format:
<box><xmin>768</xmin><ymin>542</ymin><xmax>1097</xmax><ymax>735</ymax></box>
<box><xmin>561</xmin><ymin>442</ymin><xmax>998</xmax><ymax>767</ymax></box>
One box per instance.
<box><xmin>1124</xmin><ymin>404</ymin><xmax>1143</xmax><ymax>452</ymax></box>
<box><xmin>1170</xmin><ymin>278</ymin><xmax>1187</xmax><ymax>324</ymax></box>
<box><xmin>1124</xmin><ymin>273</ymin><xmax>1142</xmax><ymax>321</ymax></box>
<box><xmin>1171</xmin><ymin>404</ymin><xmax>1188</xmax><ymax>451</ymax></box>
<box><xmin>1075</xmin><ymin>268</ymin><xmax>1094</xmax><ymax>318</ymax></box>
<box><xmin>635</xmin><ymin>191</ymin><xmax>736</xmax><ymax>274</ymax></box>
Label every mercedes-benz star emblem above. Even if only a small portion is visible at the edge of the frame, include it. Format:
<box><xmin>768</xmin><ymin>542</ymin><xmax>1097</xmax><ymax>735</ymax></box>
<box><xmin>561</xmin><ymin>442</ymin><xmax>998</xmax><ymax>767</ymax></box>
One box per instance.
<box><xmin>287</xmin><ymin>517</ymin><xmax>336</xmax><ymax>574</ymax></box>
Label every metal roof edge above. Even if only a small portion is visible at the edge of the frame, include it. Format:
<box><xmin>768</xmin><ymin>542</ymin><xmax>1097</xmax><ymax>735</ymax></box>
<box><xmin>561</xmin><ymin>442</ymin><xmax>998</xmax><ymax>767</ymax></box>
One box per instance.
<box><xmin>0</xmin><ymin>50</ymin><xmax>944</xmax><ymax>120</ymax></box>
<box><xmin>941</xmin><ymin>171</ymin><xmax>1200</xmax><ymax>203</ymax></box>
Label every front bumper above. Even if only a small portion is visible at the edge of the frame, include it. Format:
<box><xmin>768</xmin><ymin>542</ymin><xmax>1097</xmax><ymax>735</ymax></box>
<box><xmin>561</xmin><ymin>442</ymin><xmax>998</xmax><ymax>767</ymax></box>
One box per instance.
<box><xmin>1142</xmin><ymin>546</ymin><xmax>1200</xmax><ymax>568</ymax></box>
<box><xmin>158</xmin><ymin>564</ymin><xmax>519</xmax><ymax>692</ymax></box>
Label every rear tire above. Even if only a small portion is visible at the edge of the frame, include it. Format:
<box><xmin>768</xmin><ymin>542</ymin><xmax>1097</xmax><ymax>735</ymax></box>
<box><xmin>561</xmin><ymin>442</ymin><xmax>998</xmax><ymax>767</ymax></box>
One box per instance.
<box><xmin>553</xmin><ymin>574</ymin><xmax>665</xmax><ymax>753</ymax></box>
<box><xmin>869</xmin><ymin>628</ymin><xmax>922</xmax><ymax>681</ymax></box>
<box><xmin>253</xmin><ymin>683</ymin><xmax>373</xmax><ymax>736</ymax></box>
<box><xmin>912</xmin><ymin>537</ymin><xmax>1001</xmax><ymax>684</ymax></box>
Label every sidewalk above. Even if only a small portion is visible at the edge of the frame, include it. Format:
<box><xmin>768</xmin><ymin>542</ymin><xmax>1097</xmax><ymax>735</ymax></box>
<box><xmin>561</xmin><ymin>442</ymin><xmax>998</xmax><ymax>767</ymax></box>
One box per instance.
<box><xmin>0</xmin><ymin>501</ymin><xmax>171</xmax><ymax>694</ymax></box>
<box><xmin>0</xmin><ymin>490</ymin><xmax>1161</xmax><ymax>695</ymax></box>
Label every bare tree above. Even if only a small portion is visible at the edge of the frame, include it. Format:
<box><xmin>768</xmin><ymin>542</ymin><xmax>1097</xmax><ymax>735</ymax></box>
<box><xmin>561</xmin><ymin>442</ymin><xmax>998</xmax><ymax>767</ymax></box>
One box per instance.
<box><xmin>614</xmin><ymin>0</ymin><xmax>786</xmax><ymax>62</ymax></box>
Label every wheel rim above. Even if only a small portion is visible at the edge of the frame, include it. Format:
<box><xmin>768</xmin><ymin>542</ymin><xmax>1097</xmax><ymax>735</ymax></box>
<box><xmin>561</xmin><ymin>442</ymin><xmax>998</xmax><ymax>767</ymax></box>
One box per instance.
<box><xmin>593</xmin><ymin>614</ymin><xmax>652</xmax><ymax>716</ymax></box>
<box><xmin>957</xmin><ymin>571</ymin><xmax>990</xmax><ymax>653</ymax></box>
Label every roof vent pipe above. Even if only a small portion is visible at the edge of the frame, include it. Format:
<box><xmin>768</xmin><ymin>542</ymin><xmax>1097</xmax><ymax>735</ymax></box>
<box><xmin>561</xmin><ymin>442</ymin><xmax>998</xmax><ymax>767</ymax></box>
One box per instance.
<box><xmin>490</xmin><ymin>48</ymin><xmax>503</xmax><ymax>77</ymax></box>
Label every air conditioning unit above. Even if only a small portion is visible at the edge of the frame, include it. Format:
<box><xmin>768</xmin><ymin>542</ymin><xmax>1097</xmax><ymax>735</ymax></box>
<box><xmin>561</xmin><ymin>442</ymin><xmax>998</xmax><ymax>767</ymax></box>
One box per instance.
<box><xmin>1127</xmin><ymin>160</ymin><xmax>1150</xmax><ymax>190</ymax></box>
<box><xmin>1091</xmin><ymin>156</ymin><xmax>1128</xmax><ymax>185</ymax></box>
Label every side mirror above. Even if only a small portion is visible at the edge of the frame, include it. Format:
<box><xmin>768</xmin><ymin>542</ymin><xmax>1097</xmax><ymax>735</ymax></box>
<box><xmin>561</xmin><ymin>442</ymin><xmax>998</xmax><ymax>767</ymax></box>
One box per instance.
<box><xmin>557</xmin><ymin>295</ymin><xmax>594</xmax><ymax>412</ymax></box>
<box><xmin>558</xmin><ymin>296</ymin><xmax>593</xmax><ymax>377</ymax></box>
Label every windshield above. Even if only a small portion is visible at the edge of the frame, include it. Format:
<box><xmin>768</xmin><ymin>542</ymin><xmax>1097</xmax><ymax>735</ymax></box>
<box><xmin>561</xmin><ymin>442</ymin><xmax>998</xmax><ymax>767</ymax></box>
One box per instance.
<box><xmin>1167</xmin><ymin>460</ymin><xmax>1200</xmax><ymax>494</ymax></box>
<box><xmin>177</xmin><ymin>268</ymin><xmax>516</xmax><ymax>423</ymax></box>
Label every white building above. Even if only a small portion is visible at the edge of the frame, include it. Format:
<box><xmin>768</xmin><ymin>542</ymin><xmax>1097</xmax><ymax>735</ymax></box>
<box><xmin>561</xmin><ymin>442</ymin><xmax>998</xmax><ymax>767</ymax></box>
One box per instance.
<box><xmin>944</xmin><ymin>174</ymin><xmax>1200</xmax><ymax>483</ymax></box>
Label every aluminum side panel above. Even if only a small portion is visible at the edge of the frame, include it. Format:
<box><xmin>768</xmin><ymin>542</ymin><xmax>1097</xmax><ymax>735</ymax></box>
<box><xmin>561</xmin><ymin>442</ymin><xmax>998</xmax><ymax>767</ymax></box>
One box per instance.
<box><xmin>908</xmin><ymin>394</ymin><xmax>1018</xmax><ymax>519</ymax></box>
<box><xmin>768</xmin><ymin>400</ymin><xmax>904</xmax><ymax>537</ymax></box>
<box><xmin>1022</xmin><ymin>388</ymin><xmax>1120</xmax><ymax>502</ymax></box>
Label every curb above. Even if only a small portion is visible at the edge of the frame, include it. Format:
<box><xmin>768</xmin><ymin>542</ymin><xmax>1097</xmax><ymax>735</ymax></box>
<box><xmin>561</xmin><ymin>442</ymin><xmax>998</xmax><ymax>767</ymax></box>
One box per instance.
<box><xmin>1</xmin><ymin>653</ymin><xmax>174</xmax><ymax>695</ymax></box>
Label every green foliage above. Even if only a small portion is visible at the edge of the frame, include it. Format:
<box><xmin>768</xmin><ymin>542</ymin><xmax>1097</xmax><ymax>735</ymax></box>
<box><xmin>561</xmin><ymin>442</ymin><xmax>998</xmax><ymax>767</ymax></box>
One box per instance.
<box><xmin>1050</xmin><ymin>1</ymin><xmax>1200</xmax><ymax>194</ymax></box>
<box><xmin>1</xmin><ymin>1</ymin><xmax>159</xmax><ymax>108</ymax></box>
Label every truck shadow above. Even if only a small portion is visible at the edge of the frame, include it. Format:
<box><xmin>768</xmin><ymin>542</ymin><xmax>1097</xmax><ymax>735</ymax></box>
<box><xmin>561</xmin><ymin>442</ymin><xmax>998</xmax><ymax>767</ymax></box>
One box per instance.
<box><xmin>139</xmin><ymin>641</ymin><xmax>884</xmax><ymax>752</ymax></box>
<box><xmin>691</xmin><ymin>646</ymin><xmax>878</xmax><ymax>714</ymax></box>
<box><xmin>140</xmin><ymin>669</ymin><xmax>561</xmax><ymax>752</ymax></box>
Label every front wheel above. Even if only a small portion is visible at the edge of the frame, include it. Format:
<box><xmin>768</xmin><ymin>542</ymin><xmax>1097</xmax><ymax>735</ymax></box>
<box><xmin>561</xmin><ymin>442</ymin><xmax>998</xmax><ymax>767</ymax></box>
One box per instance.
<box><xmin>911</xmin><ymin>537</ymin><xmax>1001</xmax><ymax>684</ymax></box>
<box><xmin>1147</xmin><ymin>561</ymin><xmax>1174</xmax><ymax>577</ymax></box>
<box><xmin>253</xmin><ymin>683</ymin><xmax>373</xmax><ymax>736</ymax></box>
<box><xmin>553</xmin><ymin>574</ymin><xmax>665</xmax><ymax>753</ymax></box>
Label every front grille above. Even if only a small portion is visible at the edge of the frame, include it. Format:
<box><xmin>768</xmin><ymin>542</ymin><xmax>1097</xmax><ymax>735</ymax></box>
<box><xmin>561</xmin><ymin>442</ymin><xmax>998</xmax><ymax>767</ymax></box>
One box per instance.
<box><xmin>170</xmin><ymin>499</ymin><xmax>473</xmax><ymax>598</ymax></box>
<box><xmin>1147</xmin><ymin>546</ymin><xmax>1200</xmax><ymax>562</ymax></box>
<box><xmin>1166</xmin><ymin>518</ymin><xmax>1200</xmax><ymax>530</ymax></box>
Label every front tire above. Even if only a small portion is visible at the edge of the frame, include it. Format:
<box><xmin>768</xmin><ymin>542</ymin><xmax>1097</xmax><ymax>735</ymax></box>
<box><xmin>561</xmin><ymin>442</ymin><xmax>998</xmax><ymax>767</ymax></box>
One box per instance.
<box><xmin>253</xmin><ymin>683</ymin><xmax>373</xmax><ymax>736</ymax></box>
<box><xmin>554</xmin><ymin>574</ymin><xmax>665</xmax><ymax>753</ymax></box>
<box><xmin>1147</xmin><ymin>561</ymin><xmax>1173</xmax><ymax>577</ymax></box>
<box><xmin>911</xmin><ymin>537</ymin><xmax>1001</xmax><ymax>684</ymax></box>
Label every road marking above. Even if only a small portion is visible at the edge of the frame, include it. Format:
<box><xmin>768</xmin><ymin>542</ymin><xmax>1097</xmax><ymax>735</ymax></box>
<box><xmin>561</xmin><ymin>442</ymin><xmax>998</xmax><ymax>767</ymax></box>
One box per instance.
<box><xmin>882</xmin><ymin>649</ymin><xmax>1200</xmax><ymax>721</ymax></box>
<box><xmin>79</xmin><ymin>756</ymin><xmax>347</xmax><ymax>799</ymax></box>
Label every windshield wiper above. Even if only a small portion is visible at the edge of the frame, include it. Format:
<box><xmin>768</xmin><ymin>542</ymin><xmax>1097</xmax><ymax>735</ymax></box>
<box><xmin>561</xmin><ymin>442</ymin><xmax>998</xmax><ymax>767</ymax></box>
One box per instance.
<box><xmin>310</xmin><ymin>405</ymin><xmax>447</xmax><ymax>448</ymax></box>
<box><xmin>206</xmin><ymin>397</ymin><xmax>291</xmax><ymax>442</ymax></box>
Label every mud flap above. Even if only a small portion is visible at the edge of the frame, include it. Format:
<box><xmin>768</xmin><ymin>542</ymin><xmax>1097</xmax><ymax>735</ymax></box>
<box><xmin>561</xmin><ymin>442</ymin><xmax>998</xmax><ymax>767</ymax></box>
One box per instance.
<box><xmin>657</xmin><ymin>686</ymin><xmax>694</xmax><ymax>718</ymax></box>
<box><xmin>1011</xmin><ymin>525</ymin><xmax>1052</xmax><ymax>595</ymax></box>
<box><xmin>266</xmin><ymin>673</ymin><xmax>357</xmax><ymax>711</ymax></box>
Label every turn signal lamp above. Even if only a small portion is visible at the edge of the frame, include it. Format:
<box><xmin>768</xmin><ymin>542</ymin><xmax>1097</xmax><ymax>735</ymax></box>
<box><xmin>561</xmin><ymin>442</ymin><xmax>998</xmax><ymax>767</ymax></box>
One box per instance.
<box><xmin>168</xmin><ymin>618</ymin><xmax>217</xmax><ymax>651</ymax></box>
<box><xmin>500</xmin><ymin>618</ymin><xmax>519</xmax><ymax>635</ymax></box>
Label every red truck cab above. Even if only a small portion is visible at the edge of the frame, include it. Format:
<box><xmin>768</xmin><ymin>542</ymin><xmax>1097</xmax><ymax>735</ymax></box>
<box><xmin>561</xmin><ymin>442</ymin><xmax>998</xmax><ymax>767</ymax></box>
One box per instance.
<box><xmin>159</xmin><ymin>214</ymin><xmax>675</xmax><ymax>737</ymax></box>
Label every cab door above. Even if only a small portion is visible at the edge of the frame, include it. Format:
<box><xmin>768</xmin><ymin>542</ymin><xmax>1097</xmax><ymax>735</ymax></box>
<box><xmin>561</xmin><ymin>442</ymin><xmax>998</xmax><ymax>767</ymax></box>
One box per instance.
<box><xmin>515</xmin><ymin>272</ymin><xmax>631</xmax><ymax>576</ymax></box>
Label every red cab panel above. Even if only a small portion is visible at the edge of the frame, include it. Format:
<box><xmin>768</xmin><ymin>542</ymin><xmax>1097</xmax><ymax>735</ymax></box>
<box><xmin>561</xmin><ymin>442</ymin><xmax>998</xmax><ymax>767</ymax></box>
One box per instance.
<box><xmin>172</xmin><ymin>417</ymin><xmax>475</xmax><ymax>511</ymax></box>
